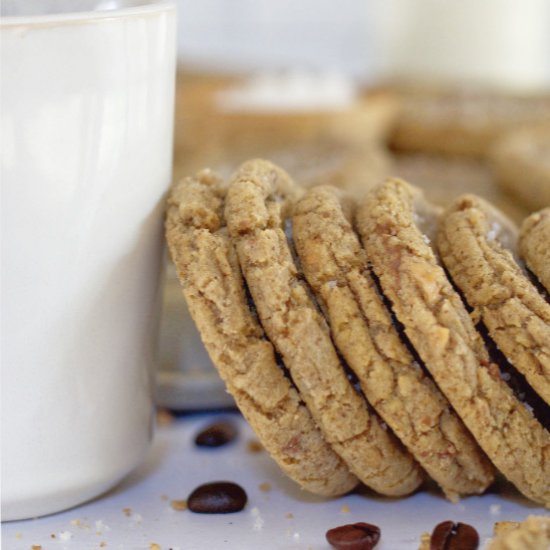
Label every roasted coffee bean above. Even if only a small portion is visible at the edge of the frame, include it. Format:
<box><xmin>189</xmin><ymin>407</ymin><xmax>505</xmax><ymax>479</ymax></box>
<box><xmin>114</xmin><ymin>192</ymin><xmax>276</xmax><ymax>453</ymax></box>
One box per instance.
<box><xmin>194</xmin><ymin>420</ymin><xmax>238</xmax><ymax>447</ymax></box>
<box><xmin>187</xmin><ymin>482</ymin><xmax>247</xmax><ymax>514</ymax></box>
<box><xmin>430</xmin><ymin>520</ymin><xmax>479</xmax><ymax>550</ymax></box>
<box><xmin>326</xmin><ymin>522</ymin><xmax>381</xmax><ymax>550</ymax></box>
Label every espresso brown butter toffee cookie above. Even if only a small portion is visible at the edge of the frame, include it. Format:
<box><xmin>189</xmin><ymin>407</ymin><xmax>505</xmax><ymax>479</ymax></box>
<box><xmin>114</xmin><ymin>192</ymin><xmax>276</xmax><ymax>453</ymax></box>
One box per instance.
<box><xmin>391</xmin><ymin>90</ymin><xmax>550</xmax><ymax>159</ymax></box>
<box><xmin>437</xmin><ymin>195</ymin><xmax>550</xmax><ymax>406</ymax></box>
<box><xmin>165</xmin><ymin>170</ymin><xmax>357</xmax><ymax>496</ymax></box>
<box><xmin>356</xmin><ymin>178</ymin><xmax>550</xmax><ymax>506</ymax></box>
<box><xmin>292</xmin><ymin>185</ymin><xmax>493</xmax><ymax>501</ymax></box>
<box><xmin>520</xmin><ymin>208</ymin><xmax>550</xmax><ymax>294</ymax></box>
<box><xmin>491</xmin><ymin>127</ymin><xmax>550</xmax><ymax>212</ymax></box>
<box><xmin>225</xmin><ymin>160</ymin><xmax>423</xmax><ymax>497</ymax></box>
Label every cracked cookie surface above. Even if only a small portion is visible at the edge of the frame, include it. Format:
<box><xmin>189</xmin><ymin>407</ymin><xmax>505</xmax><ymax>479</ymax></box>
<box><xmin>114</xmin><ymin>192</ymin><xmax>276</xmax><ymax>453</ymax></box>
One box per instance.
<box><xmin>520</xmin><ymin>207</ymin><xmax>550</xmax><ymax>294</ymax></box>
<box><xmin>166</xmin><ymin>169</ymin><xmax>357</xmax><ymax>496</ymax></box>
<box><xmin>357</xmin><ymin>178</ymin><xmax>550</xmax><ymax>506</ymax></box>
<box><xmin>292</xmin><ymin>185</ymin><xmax>493</xmax><ymax>501</ymax></box>
<box><xmin>225</xmin><ymin>160</ymin><xmax>423</xmax><ymax>497</ymax></box>
<box><xmin>437</xmin><ymin>195</ymin><xmax>550</xmax><ymax>406</ymax></box>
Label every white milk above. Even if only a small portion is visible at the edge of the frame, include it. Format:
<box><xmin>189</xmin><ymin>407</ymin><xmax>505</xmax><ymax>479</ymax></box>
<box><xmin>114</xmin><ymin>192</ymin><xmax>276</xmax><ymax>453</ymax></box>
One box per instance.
<box><xmin>1</xmin><ymin>1</ymin><xmax>176</xmax><ymax>520</ymax></box>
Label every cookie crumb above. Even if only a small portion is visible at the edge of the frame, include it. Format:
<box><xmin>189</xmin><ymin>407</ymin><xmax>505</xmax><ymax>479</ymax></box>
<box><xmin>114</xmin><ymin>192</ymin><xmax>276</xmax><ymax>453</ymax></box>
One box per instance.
<box><xmin>15</xmin><ymin>533</ymin><xmax>23</xmax><ymax>540</ymax></box>
<box><xmin>150</xmin><ymin>544</ymin><xmax>161</xmax><ymax>550</ymax></box>
<box><xmin>247</xmin><ymin>439</ymin><xmax>263</xmax><ymax>453</ymax></box>
<box><xmin>340</xmin><ymin>504</ymin><xmax>350</xmax><ymax>513</ymax></box>
<box><xmin>285</xmin><ymin>513</ymin><xmax>294</xmax><ymax>519</ymax></box>
<box><xmin>131</xmin><ymin>513</ymin><xmax>143</xmax><ymax>523</ymax></box>
<box><xmin>50</xmin><ymin>533</ymin><xmax>56</xmax><ymax>539</ymax></box>
<box><xmin>70</xmin><ymin>518</ymin><xmax>91</xmax><ymax>530</ymax></box>
<box><xmin>122</xmin><ymin>507</ymin><xmax>132</xmax><ymax>517</ymax></box>
<box><xmin>170</xmin><ymin>499</ymin><xmax>187</xmax><ymax>511</ymax></box>
<box><xmin>100</xmin><ymin>543</ymin><xmax>107</xmax><ymax>548</ymax></box>
<box><xmin>493</xmin><ymin>521</ymin><xmax>520</xmax><ymax>536</ymax></box>
<box><xmin>160</xmin><ymin>494</ymin><xmax>169</xmax><ymax>501</ymax></box>
<box><xmin>251</xmin><ymin>506</ymin><xmax>265</xmax><ymax>531</ymax></box>
<box><xmin>31</xmin><ymin>546</ymin><xmax>42</xmax><ymax>550</ymax></box>
<box><xmin>418</xmin><ymin>531</ymin><xmax>431</xmax><ymax>550</ymax></box>
<box><xmin>156</xmin><ymin>408</ymin><xmax>175</xmax><ymax>427</ymax></box>
<box><xmin>259</xmin><ymin>482</ymin><xmax>271</xmax><ymax>493</ymax></box>
<box><xmin>95</xmin><ymin>519</ymin><xmax>110</xmax><ymax>534</ymax></box>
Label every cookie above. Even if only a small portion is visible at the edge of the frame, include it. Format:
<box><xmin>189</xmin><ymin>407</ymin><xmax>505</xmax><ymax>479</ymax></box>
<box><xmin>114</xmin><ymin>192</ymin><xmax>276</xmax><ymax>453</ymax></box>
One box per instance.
<box><xmin>292</xmin><ymin>185</ymin><xmax>493</xmax><ymax>501</ymax></box>
<box><xmin>491</xmin><ymin>127</ymin><xmax>550</xmax><ymax>212</ymax></box>
<box><xmin>225</xmin><ymin>160</ymin><xmax>423</xmax><ymax>497</ymax></box>
<box><xmin>487</xmin><ymin>516</ymin><xmax>550</xmax><ymax>550</ymax></box>
<box><xmin>356</xmin><ymin>178</ymin><xmax>550</xmax><ymax>505</ymax></box>
<box><xmin>392</xmin><ymin>154</ymin><xmax>529</xmax><ymax>224</ymax></box>
<box><xmin>437</xmin><ymin>195</ymin><xmax>550</xmax><ymax>406</ymax></box>
<box><xmin>174</xmin><ymin>71</ymin><xmax>398</xmax><ymax>181</ymax></box>
<box><xmin>165</xmin><ymin>169</ymin><xmax>357</xmax><ymax>496</ymax></box>
<box><xmin>390</xmin><ymin>88</ymin><xmax>550</xmax><ymax>158</ymax></box>
<box><xmin>520</xmin><ymin>208</ymin><xmax>550</xmax><ymax>293</ymax></box>
<box><xmin>268</xmin><ymin>141</ymin><xmax>391</xmax><ymax>195</ymax></box>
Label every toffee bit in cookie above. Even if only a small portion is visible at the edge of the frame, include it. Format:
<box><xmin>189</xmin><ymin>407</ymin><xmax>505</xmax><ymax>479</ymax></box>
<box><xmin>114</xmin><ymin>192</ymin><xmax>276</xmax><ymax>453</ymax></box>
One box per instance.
<box><xmin>187</xmin><ymin>482</ymin><xmax>247</xmax><ymax>514</ymax></box>
<box><xmin>430</xmin><ymin>521</ymin><xmax>479</xmax><ymax>550</ymax></box>
<box><xmin>326</xmin><ymin>522</ymin><xmax>381</xmax><ymax>550</ymax></box>
<box><xmin>194</xmin><ymin>420</ymin><xmax>238</xmax><ymax>447</ymax></box>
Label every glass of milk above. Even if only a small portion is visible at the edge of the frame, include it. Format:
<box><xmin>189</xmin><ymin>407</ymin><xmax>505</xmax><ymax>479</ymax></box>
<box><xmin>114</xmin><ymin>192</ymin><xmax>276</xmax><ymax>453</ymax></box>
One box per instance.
<box><xmin>1</xmin><ymin>0</ymin><xmax>176</xmax><ymax>520</ymax></box>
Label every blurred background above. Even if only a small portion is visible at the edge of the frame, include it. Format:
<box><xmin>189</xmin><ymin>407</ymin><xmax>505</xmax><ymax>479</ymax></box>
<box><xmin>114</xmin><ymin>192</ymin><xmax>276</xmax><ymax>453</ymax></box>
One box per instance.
<box><xmin>159</xmin><ymin>0</ymin><xmax>550</xmax><ymax>409</ymax></box>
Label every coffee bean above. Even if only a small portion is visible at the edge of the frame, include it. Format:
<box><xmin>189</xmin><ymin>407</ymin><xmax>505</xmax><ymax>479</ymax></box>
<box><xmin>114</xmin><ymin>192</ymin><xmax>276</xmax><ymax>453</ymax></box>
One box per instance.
<box><xmin>187</xmin><ymin>482</ymin><xmax>247</xmax><ymax>514</ymax></box>
<box><xmin>326</xmin><ymin>522</ymin><xmax>381</xmax><ymax>550</ymax></box>
<box><xmin>430</xmin><ymin>520</ymin><xmax>479</xmax><ymax>550</ymax></box>
<box><xmin>195</xmin><ymin>420</ymin><xmax>238</xmax><ymax>447</ymax></box>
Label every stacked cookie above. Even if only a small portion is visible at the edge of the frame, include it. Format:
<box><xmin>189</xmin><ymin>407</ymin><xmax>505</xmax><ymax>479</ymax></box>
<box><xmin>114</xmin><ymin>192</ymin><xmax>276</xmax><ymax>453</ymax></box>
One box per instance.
<box><xmin>166</xmin><ymin>159</ymin><xmax>550</xmax><ymax>506</ymax></box>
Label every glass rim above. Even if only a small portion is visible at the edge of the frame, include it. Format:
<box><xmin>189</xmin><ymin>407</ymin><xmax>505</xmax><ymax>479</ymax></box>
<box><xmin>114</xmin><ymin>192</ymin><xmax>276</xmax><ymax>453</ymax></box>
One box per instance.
<box><xmin>0</xmin><ymin>0</ymin><xmax>175</xmax><ymax>29</ymax></box>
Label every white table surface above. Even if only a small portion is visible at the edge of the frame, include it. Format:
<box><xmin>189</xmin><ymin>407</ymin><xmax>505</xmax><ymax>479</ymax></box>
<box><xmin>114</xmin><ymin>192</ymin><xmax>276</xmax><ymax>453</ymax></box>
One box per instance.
<box><xmin>2</xmin><ymin>411</ymin><xmax>546</xmax><ymax>550</ymax></box>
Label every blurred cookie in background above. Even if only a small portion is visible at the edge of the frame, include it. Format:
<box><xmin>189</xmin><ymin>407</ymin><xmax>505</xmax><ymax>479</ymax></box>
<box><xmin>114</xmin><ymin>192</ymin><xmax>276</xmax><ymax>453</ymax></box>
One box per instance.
<box><xmin>173</xmin><ymin>70</ymin><xmax>398</xmax><ymax>182</ymax></box>
<box><xmin>491</xmin><ymin>126</ymin><xmax>550</xmax><ymax>212</ymax></box>
<box><xmin>391</xmin><ymin>153</ymin><xmax>528</xmax><ymax>223</ymax></box>
<box><xmin>389</xmin><ymin>87</ymin><xmax>550</xmax><ymax>159</ymax></box>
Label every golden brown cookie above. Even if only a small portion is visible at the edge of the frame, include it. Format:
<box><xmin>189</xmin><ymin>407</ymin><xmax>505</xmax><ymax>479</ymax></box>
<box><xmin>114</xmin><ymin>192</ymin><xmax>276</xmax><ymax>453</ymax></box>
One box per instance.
<box><xmin>491</xmin><ymin>127</ymin><xmax>550</xmax><ymax>212</ymax></box>
<box><xmin>520</xmin><ymin>208</ymin><xmax>550</xmax><ymax>293</ymax></box>
<box><xmin>487</xmin><ymin>516</ymin><xmax>550</xmax><ymax>550</ymax></box>
<box><xmin>173</xmin><ymin>71</ymin><xmax>399</xmax><ymax>180</ymax></box>
<box><xmin>292</xmin><ymin>185</ymin><xmax>493</xmax><ymax>501</ymax></box>
<box><xmin>165</xmin><ymin>169</ymin><xmax>357</xmax><ymax>496</ymax></box>
<box><xmin>225</xmin><ymin>160</ymin><xmax>423</xmax><ymax>497</ymax></box>
<box><xmin>390</xmin><ymin>89</ymin><xmax>550</xmax><ymax>159</ymax></box>
<box><xmin>437</xmin><ymin>195</ymin><xmax>550</xmax><ymax>406</ymax></box>
<box><xmin>392</xmin><ymin>154</ymin><xmax>528</xmax><ymax>224</ymax></box>
<box><xmin>356</xmin><ymin>178</ymin><xmax>550</xmax><ymax>506</ymax></box>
